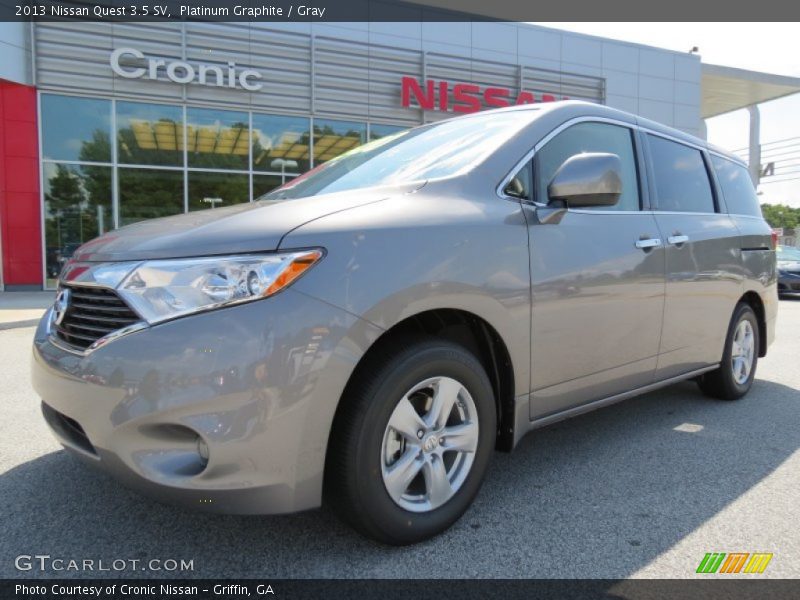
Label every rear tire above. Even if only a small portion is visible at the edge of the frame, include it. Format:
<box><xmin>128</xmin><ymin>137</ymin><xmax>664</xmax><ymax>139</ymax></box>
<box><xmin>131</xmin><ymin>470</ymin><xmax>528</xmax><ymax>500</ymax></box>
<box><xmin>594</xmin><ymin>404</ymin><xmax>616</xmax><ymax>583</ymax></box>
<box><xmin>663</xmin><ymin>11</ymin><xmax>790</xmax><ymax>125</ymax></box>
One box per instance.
<box><xmin>697</xmin><ymin>302</ymin><xmax>759</xmax><ymax>400</ymax></box>
<box><xmin>325</xmin><ymin>336</ymin><xmax>496</xmax><ymax>545</ymax></box>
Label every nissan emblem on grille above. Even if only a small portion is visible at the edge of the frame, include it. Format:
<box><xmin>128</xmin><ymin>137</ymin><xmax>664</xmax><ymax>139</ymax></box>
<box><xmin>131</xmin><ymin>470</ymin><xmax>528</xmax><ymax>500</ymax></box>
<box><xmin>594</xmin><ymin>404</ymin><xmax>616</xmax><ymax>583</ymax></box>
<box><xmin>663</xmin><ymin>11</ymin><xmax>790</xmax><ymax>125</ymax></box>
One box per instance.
<box><xmin>52</xmin><ymin>288</ymin><xmax>71</xmax><ymax>327</ymax></box>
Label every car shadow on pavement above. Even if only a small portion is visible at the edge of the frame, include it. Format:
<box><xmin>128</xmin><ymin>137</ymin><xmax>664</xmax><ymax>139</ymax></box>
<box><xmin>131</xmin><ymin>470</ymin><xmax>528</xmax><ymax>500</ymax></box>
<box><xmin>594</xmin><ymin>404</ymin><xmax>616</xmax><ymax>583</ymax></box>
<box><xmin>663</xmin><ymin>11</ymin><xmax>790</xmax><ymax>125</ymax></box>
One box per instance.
<box><xmin>2</xmin><ymin>378</ymin><xmax>799</xmax><ymax>579</ymax></box>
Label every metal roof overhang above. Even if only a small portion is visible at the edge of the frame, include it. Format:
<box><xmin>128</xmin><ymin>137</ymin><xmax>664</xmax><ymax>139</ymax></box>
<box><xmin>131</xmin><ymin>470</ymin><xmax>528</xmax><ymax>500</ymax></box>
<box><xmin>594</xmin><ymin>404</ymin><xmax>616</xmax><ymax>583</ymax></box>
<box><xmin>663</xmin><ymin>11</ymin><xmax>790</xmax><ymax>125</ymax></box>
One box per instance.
<box><xmin>702</xmin><ymin>63</ymin><xmax>800</xmax><ymax>118</ymax></box>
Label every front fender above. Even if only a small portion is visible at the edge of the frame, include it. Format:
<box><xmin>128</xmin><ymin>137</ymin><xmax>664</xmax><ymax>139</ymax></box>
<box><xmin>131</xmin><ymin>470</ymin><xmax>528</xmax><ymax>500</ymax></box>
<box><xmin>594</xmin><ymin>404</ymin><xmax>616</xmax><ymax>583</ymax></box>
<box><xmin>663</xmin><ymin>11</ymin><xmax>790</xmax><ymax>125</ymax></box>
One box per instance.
<box><xmin>280</xmin><ymin>189</ymin><xmax>532</xmax><ymax>398</ymax></box>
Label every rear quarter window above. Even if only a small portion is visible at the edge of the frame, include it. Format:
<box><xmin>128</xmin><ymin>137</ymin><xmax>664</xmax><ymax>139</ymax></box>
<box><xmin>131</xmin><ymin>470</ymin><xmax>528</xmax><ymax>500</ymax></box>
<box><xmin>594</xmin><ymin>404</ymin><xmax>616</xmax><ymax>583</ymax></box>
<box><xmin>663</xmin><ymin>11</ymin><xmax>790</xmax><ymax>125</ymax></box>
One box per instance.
<box><xmin>711</xmin><ymin>155</ymin><xmax>763</xmax><ymax>218</ymax></box>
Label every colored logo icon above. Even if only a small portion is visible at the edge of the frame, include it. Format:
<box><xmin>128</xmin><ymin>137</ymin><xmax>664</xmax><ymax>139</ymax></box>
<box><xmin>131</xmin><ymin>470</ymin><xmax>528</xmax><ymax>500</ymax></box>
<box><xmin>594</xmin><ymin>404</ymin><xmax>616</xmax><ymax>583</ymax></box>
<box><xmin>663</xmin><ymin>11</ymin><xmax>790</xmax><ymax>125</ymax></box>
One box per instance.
<box><xmin>696</xmin><ymin>552</ymin><xmax>773</xmax><ymax>574</ymax></box>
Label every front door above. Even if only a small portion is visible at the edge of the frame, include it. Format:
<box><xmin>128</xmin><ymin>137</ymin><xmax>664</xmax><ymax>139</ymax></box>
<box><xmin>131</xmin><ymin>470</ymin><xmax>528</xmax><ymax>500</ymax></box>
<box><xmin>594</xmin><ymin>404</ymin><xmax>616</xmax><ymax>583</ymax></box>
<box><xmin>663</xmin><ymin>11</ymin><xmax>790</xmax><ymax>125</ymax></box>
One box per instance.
<box><xmin>524</xmin><ymin>121</ymin><xmax>666</xmax><ymax>419</ymax></box>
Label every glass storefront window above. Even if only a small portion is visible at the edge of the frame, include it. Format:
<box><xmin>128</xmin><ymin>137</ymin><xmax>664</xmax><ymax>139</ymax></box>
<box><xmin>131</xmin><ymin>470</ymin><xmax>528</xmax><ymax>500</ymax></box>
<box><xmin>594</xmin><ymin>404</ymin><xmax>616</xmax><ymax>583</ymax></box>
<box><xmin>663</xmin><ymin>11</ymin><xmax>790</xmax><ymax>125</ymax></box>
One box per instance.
<box><xmin>38</xmin><ymin>93</ymin><xmax>416</xmax><ymax>288</ymax></box>
<box><xmin>43</xmin><ymin>163</ymin><xmax>112</xmax><ymax>285</ymax></box>
<box><xmin>253</xmin><ymin>174</ymin><xmax>298</xmax><ymax>199</ymax></box>
<box><xmin>252</xmin><ymin>114</ymin><xmax>310</xmax><ymax>175</ymax></box>
<box><xmin>117</xmin><ymin>101</ymin><xmax>184</xmax><ymax>166</ymax></box>
<box><xmin>187</xmin><ymin>107</ymin><xmax>250</xmax><ymax>170</ymax></box>
<box><xmin>41</xmin><ymin>94</ymin><xmax>111</xmax><ymax>162</ymax></box>
<box><xmin>118</xmin><ymin>168</ymin><xmax>184</xmax><ymax>226</ymax></box>
<box><xmin>313</xmin><ymin>119</ymin><xmax>366</xmax><ymax>165</ymax></box>
<box><xmin>188</xmin><ymin>171</ymin><xmax>250</xmax><ymax>211</ymax></box>
<box><xmin>369</xmin><ymin>123</ymin><xmax>406</xmax><ymax>141</ymax></box>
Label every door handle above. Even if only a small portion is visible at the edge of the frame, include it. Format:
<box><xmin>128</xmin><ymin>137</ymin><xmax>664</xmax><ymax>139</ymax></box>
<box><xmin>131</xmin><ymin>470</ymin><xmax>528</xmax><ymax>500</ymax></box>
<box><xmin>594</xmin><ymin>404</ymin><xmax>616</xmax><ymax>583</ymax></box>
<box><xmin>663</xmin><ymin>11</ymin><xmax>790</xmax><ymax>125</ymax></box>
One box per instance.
<box><xmin>668</xmin><ymin>234</ymin><xmax>689</xmax><ymax>246</ymax></box>
<box><xmin>635</xmin><ymin>237</ymin><xmax>662</xmax><ymax>250</ymax></box>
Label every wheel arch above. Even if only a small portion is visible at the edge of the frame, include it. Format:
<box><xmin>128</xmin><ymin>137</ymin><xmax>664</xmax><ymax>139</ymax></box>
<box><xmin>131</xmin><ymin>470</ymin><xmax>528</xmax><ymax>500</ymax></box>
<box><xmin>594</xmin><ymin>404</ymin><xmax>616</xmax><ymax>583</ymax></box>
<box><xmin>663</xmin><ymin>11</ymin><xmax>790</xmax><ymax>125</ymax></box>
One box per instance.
<box><xmin>330</xmin><ymin>308</ymin><xmax>518</xmax><ymax>457</ymax></box>
<box><xmin>739</xmin><ymin>290</ymin><xmax>767</xmax><ymax>357</ymax></box>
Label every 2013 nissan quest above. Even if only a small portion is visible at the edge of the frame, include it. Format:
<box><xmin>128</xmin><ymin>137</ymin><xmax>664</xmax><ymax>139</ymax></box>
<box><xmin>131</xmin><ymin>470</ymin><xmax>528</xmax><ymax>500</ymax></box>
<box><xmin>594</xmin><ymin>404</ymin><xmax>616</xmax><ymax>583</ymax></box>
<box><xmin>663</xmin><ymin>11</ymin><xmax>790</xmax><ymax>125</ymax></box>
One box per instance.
<box><xmin>32</xmin><ymin>101</ymin><xmax>777</xmax><ymax>545</ymax></box>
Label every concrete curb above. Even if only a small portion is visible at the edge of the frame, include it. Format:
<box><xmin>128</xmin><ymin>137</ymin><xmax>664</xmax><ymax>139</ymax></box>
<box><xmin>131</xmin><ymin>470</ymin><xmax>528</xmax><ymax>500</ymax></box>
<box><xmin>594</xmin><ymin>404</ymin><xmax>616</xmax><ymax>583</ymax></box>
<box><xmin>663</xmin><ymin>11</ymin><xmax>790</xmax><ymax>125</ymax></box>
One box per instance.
<box><xmin>0</xmin><ymin>319</ymin><xmax>41</xmax><ymax>331</ymax></box>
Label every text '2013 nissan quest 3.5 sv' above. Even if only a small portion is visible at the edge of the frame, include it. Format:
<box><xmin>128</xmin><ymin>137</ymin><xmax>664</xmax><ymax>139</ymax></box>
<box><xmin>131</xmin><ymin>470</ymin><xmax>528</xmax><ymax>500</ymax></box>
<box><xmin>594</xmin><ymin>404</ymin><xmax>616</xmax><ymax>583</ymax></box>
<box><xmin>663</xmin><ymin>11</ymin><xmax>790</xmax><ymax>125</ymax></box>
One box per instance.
<box><xmin>33</xmin><ymin>101</ymin><xmax>777</xmax><ymax>545</ymax></box>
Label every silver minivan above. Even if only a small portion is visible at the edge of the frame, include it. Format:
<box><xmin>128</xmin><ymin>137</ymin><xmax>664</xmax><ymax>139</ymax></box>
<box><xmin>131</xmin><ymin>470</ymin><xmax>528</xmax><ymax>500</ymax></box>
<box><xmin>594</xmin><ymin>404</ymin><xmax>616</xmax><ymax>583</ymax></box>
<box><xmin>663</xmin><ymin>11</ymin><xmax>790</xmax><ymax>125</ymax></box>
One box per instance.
<box><xmin>32</xmin><ymin>101</ymin><xmax>777</xmax><ymax>544</ymax></box>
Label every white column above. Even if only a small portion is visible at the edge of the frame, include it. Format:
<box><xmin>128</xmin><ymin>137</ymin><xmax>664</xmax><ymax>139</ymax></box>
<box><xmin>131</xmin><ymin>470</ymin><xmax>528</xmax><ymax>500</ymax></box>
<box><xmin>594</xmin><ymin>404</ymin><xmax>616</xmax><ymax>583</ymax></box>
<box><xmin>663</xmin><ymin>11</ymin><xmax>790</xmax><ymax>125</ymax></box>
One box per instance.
<box><xmin>748</xmin><ymin>104</ymin><xmax>761</xmax><ymax>185</ymax></box>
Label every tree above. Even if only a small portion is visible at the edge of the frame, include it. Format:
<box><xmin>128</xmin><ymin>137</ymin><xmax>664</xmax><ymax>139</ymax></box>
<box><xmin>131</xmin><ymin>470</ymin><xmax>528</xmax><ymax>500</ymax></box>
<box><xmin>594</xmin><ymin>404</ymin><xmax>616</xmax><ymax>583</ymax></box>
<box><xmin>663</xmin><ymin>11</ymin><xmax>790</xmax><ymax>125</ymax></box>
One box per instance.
<box><xmin>45</xmin><ymin>164</ymin><xmax>83</xmax><ymax>220</ymax></box>
<box><xmin>761</xmin><ymin>203</ymin><xmax>800</xmax><ymax>230</ymax></box>
<box><xmin>43</xmin><ymin>164</ymin><xmax>103</xmax><ymax>279</ymax></box>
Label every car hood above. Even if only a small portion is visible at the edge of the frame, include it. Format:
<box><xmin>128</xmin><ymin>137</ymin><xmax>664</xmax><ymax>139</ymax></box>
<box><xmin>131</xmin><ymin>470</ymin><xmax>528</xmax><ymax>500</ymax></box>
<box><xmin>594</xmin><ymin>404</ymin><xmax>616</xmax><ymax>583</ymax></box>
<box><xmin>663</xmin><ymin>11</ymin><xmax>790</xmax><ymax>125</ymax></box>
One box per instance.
<box><xmin>778</xmin><ymin>260</ymin><xmax>800</xmax><ymax>272</ymax></box>
<box><xmin>71</xmin><ymin>183</ymin><xmax>422</xmax><ymax>262</ymax></box>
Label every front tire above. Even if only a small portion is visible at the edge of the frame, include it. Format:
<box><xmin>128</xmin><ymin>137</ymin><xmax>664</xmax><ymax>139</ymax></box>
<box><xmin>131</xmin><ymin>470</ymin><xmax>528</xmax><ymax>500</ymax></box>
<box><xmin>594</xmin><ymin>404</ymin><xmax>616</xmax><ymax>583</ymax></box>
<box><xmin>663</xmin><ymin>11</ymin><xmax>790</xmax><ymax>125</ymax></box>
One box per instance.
<box><xmin>325</xmin><ymin>336</ymin><xmax>496</xmax><ymax>545</ymax></box>
<box><xmin>697</xmin><ymin>302</ymin><xmax>759</xmax><ymax>400</ymax></box>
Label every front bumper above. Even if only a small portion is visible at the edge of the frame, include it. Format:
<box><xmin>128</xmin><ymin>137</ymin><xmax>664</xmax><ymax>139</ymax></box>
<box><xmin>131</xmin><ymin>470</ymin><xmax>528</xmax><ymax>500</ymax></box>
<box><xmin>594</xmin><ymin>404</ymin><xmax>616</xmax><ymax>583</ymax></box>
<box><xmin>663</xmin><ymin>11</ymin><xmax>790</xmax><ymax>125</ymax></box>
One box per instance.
<box><xmin>32</xmin><ymin>288</ymin><xmax>381</xmax><ymax>514</ymax></box>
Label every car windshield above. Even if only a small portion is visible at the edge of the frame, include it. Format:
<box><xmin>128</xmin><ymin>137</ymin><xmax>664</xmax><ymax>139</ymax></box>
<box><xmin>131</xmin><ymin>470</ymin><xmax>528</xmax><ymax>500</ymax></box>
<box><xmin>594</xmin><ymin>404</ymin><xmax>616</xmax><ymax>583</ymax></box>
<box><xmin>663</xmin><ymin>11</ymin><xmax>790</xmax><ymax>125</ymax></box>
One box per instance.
<box><xmin>777</xmin><ymin>246</ymin><xmax>800</xmax><ymax>261</ymax></box>
<box><xmin>261</xmin><ymin>109</ymin><xmax>539</xmax><ymax>200</ymax></box>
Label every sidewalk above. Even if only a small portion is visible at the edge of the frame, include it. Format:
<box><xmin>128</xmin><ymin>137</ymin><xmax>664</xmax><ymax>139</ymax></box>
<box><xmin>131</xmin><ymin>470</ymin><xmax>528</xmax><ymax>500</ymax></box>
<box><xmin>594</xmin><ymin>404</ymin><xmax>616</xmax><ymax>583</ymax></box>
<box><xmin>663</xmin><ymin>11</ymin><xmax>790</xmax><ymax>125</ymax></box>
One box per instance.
<box><xmin>0</xmin><ymin>291</ymin><xmax>54</xmax><ymax>330</ymax></box>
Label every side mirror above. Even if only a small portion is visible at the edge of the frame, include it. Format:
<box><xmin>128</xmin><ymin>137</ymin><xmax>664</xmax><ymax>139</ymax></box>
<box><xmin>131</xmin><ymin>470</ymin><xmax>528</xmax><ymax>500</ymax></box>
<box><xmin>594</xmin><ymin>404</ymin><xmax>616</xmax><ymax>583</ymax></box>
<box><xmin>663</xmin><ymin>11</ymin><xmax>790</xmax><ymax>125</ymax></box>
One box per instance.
<box><xmin>547</xmin><ymin>152</ymin><xmax>623</xmax><ymax>207</ymax></box>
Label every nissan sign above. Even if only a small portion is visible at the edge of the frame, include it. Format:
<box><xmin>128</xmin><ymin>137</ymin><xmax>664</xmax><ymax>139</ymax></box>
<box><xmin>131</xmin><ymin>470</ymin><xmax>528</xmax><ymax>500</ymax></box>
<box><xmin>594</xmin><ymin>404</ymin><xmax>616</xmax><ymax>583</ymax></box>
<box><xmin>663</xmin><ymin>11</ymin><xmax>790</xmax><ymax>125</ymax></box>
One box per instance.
<box><xmin>400</xmin><ymin>76</ymin><xmax>567</xmax><ymax>113</ymax></box>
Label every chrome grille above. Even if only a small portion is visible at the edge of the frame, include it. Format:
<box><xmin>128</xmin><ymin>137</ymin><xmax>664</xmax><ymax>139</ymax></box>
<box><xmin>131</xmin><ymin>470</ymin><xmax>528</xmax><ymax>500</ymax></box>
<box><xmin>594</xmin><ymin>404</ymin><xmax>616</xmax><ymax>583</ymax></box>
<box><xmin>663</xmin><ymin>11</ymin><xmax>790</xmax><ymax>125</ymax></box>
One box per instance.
<box><xmin>54</xmin><ymin>285</ymin><xmax>140</xmax><ymax>350</ymax></box>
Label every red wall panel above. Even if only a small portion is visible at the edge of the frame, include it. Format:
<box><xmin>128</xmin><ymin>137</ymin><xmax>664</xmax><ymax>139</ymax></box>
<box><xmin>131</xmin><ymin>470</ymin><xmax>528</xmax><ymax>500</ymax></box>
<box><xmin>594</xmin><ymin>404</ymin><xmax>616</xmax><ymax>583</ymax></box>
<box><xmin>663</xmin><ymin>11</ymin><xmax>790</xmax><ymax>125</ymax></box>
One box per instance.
<box><xmin>4</xmin><ymin>118</ymin><xmax>38</xmax><ymax>157</ymax></box>
<box><xmin>0</xmin><ymin>79</ymin><xmax>42</xmax><ymax>287</ymax></box>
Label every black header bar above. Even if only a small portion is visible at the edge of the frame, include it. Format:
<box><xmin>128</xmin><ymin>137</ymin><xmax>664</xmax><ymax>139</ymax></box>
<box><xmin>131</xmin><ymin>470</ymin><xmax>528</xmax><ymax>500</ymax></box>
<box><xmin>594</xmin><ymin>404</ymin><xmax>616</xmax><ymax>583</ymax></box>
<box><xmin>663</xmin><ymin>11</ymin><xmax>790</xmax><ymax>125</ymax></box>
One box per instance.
<box><xmin>5</xmin><ymin>579</ymin><xmax>800</xmax><ymax>600</ymax></box>
<box><xmin>1</xmin><ymin>0</ymin><xmax>799</xmax><ymax>22</ymax></box>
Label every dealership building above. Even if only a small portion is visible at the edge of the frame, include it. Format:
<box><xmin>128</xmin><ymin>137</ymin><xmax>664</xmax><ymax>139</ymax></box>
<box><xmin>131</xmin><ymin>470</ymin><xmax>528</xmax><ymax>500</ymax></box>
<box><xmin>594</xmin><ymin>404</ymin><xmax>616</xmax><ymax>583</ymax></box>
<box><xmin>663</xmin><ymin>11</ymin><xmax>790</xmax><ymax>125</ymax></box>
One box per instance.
<box><xmin>2</xmin><ymin>18</ymin><xmax>800</xmax><ymax>289</ymax></box>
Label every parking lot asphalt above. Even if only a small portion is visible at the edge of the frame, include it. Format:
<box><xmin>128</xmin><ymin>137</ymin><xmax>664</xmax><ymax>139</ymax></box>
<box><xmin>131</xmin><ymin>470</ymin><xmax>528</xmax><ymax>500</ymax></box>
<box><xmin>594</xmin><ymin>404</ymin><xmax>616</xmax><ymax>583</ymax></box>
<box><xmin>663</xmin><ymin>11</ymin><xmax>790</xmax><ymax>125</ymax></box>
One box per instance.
<box><xmin>1</xmin><ymin>299</ymin><xmax>799</xmax><ymax>579</ymax></box>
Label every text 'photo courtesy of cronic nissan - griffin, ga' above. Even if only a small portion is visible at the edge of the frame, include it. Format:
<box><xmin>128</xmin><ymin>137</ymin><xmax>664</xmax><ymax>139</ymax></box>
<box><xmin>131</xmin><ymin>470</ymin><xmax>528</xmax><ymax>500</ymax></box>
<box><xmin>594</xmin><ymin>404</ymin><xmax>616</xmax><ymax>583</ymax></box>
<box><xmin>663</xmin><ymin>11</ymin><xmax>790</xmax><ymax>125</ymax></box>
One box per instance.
<box><xmin>32</xmin><ymin>100</ymin><xmax>777</xmax><ymax>545</ymax></box>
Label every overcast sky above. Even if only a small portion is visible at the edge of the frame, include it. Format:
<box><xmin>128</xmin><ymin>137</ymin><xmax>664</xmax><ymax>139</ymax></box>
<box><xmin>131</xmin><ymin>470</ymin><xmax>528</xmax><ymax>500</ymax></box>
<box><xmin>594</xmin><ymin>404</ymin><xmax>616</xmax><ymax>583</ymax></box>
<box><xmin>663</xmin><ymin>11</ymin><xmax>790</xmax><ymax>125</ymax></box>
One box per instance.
<box><xmin>533</xmin><ymin>23</ymin><xmax>800</xmax><ymax>208</ymax></box>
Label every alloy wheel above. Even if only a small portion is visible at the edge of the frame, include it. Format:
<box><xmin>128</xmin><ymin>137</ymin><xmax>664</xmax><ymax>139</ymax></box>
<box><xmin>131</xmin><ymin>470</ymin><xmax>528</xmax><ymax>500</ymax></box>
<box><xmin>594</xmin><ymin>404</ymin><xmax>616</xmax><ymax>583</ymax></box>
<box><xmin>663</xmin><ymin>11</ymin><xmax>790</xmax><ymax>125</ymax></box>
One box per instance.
<box><xmin>731</xmin><ymin>318</ymin><xmax>755</xmax><ymax>385</ymax></box>
<box><xmin>380</xmin><ymin>376</ymin><xmax>479</xmax><ymax>513</ymax></box>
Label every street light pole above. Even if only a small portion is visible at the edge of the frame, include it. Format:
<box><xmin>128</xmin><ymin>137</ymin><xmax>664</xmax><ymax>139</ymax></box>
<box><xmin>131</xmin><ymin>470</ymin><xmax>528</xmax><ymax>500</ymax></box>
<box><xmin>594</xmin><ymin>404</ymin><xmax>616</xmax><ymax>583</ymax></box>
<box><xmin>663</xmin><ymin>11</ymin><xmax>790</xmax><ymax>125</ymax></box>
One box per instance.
<box><xmin>202</xmin><ymin>197</ymin><xmax>224</xmax><ymax>209</ymax></box>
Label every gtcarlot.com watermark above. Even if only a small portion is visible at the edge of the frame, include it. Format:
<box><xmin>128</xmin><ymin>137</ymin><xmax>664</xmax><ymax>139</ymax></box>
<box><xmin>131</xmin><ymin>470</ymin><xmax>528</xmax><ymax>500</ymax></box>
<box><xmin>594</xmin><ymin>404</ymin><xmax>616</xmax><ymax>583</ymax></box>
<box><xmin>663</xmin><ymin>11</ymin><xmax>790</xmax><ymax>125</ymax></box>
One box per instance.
<box><xmin>15</xmin><ymin>554</ymin><xmax>194</xmax><ymax>573</ymax></box>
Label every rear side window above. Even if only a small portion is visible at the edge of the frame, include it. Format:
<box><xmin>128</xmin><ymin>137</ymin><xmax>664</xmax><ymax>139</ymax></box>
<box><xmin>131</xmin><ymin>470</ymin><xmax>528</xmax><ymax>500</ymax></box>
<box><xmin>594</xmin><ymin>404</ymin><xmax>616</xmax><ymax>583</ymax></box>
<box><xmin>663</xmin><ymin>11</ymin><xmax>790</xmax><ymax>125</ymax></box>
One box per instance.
<box><xmin>648</xmin><ymin>134</ymin><xmax>715</xmax><ymax>213</ymax></box>
<box><xmin>534</xmin><ymin>122</ymin><xmax>641</xmax><ymax>211</ymax></box>
<box><xmin>711</xmin><ymin>155</ymin><xmax>762</xmax><ymax>217</ymax></box>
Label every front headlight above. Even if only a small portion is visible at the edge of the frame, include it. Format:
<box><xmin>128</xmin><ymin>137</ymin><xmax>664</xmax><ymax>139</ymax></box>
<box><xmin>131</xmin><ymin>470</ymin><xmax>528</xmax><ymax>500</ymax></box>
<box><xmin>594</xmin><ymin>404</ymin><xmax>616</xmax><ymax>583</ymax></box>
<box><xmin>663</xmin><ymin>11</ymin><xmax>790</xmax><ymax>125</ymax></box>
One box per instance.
<box><xmin>116</xmin><ymin>249</ymin><xmax>323</xmax><ymax>324</ymax></box>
